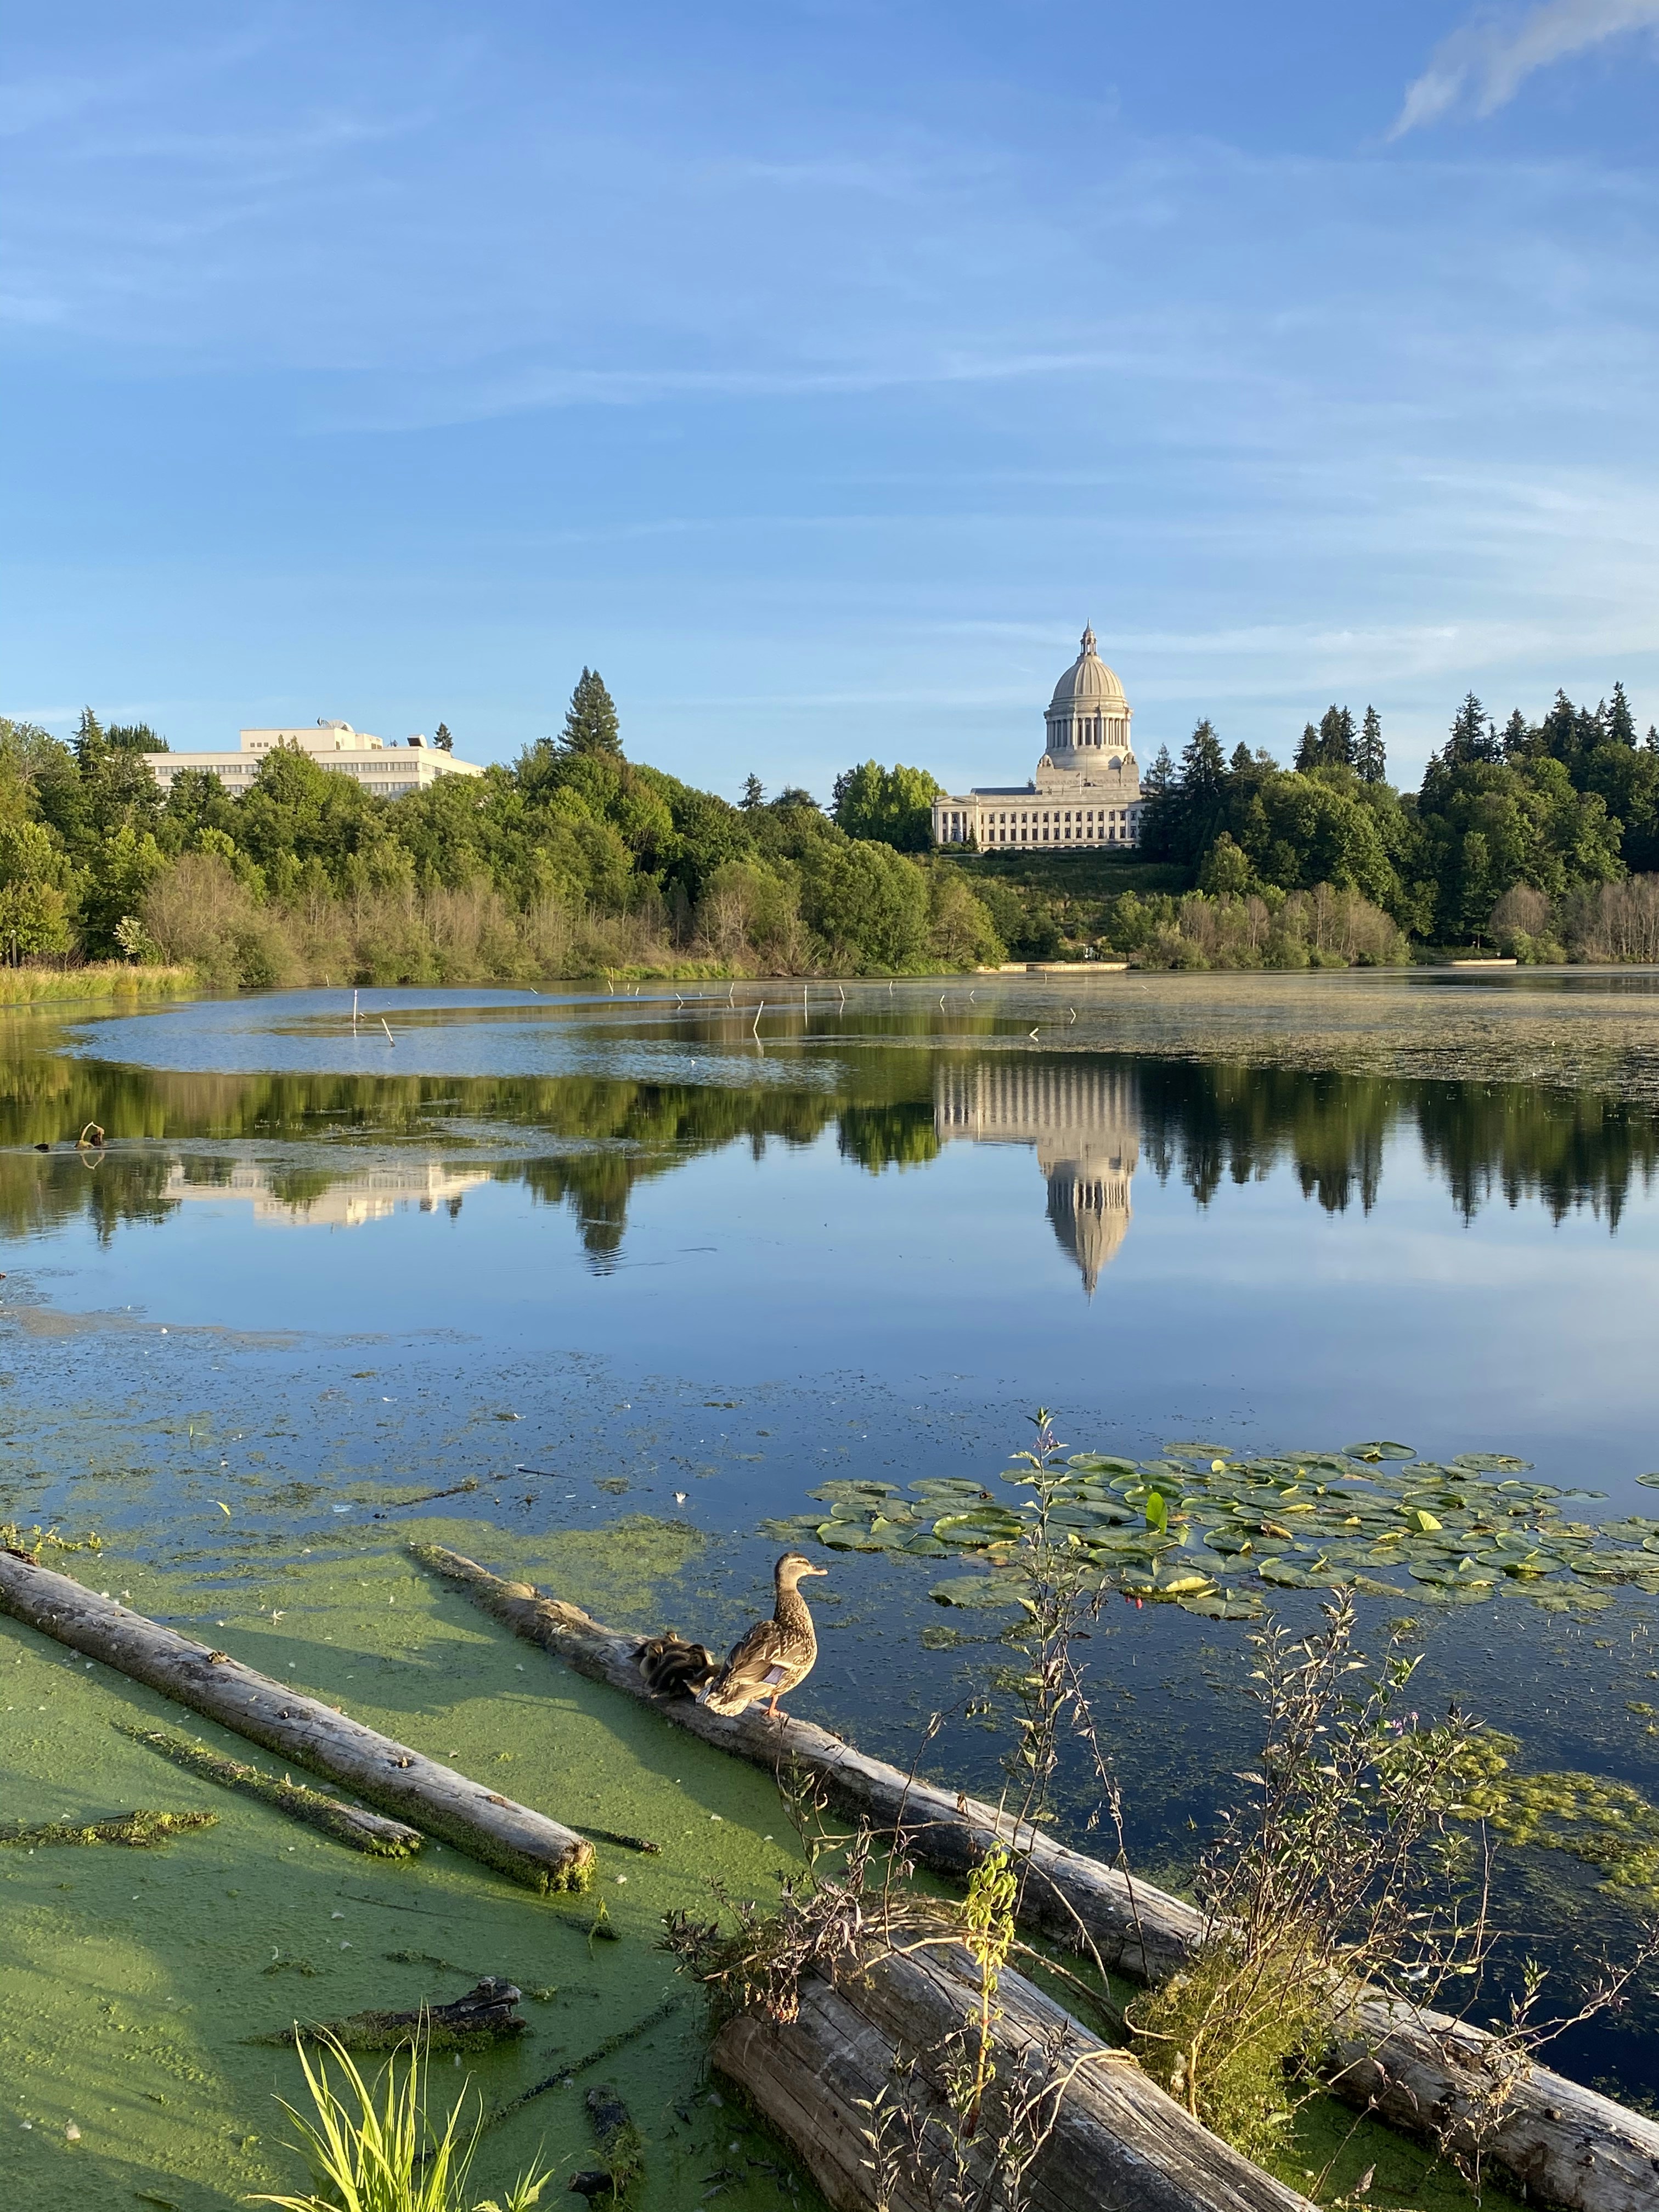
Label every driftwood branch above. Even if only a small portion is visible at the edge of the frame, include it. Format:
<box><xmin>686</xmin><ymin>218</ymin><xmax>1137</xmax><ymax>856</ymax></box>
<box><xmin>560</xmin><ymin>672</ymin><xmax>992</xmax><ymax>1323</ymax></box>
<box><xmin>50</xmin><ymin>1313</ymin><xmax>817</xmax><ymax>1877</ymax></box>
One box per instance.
<box><xmin>714</xmin><ymin>1938</ymin><xmax>1313</xmax><ymax>2212</ymax></box>
<box><xmin>0</xmin><ymin>1548</ymin><xmax>592</xmax><ymax>1894</ymax></box>
<box><xmin>412</xmin><ymin>1543</ymin><xmax>1659</xmax><ymax>2212</ymax></box>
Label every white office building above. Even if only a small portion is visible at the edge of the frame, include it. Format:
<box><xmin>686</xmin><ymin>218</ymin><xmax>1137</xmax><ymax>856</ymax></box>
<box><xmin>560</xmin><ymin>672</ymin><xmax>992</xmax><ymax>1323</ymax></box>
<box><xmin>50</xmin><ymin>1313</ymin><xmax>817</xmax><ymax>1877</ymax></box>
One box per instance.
<box><xmin>142</xmin><ymin>720</ymin><xmax>486</xmax><ymax>798</ymax></box>
<box><xmin>931</xmin><ymin>628</ymin><xmax>1144</xmax><ymax>850</ymax></box>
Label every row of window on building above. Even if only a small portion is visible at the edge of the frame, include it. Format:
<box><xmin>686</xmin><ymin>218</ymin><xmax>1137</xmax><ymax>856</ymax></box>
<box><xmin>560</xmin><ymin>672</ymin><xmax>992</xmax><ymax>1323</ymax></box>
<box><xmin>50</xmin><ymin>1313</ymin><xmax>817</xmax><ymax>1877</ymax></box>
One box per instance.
<box><xmin>938</xmin><ymin>806</ymin><xmax>1139</xmax><ymax>846</ymax></box>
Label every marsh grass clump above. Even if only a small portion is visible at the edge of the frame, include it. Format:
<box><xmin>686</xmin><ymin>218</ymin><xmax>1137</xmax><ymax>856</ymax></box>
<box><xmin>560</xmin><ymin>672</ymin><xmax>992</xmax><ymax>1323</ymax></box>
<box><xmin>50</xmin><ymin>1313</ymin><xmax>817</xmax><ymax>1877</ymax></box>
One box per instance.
<box><xmin>1125</xmin><ymin>1594</ymin><xmax>1488</xmax><ymax>2153</ymax></box>
<box><xmin>251</xmin><ymin>2032</ymin><xmax>551</xmax><ymax>2212</ymax></box>
<box><xmin>1127</xmin><ymin>1937</ymin><xmax>1331</xmax><ymax>2163</ymax></box>
<box><xmin>1</xmin><ymin>1521</ymin><xmax>104</xmax><ymax>1560</ymax></box>
<box><xmin>1</xmin><ymin>1809</ymin><xmax>217</xmax><ymax>1849</ymax></box>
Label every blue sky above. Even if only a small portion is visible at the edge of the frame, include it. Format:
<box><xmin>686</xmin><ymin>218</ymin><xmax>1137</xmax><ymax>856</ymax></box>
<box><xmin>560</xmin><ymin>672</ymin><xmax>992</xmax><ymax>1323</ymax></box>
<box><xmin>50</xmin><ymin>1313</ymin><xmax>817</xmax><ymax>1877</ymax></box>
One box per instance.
<box><xmin>4</xmin><ymin>1</ymin><xmax>1658</xmax><ymax>798</ymax></box>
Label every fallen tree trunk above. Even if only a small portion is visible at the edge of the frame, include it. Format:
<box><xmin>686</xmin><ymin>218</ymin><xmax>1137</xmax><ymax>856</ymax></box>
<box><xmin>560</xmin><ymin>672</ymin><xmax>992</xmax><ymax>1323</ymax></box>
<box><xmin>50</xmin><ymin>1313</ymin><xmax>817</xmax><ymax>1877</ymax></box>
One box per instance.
<box><xmin>408</xmin><ymin>1543</ymin><xmax>1194</xmax><ymax>1974</ymax></box>
<box><xmin>414</xmin><ymin>1544</ymin><xmax>1659</xmax><ymax>2212</ymax></box>
<box><xmin>0</xmin><ymin>1548</ymin><xmax>592</xmax><ymax>1894</ymax></box>
<box><xmin>713</xmin><ymin>1938</ymin><xmax>1312</xmax><ymax>2212</ymax></box>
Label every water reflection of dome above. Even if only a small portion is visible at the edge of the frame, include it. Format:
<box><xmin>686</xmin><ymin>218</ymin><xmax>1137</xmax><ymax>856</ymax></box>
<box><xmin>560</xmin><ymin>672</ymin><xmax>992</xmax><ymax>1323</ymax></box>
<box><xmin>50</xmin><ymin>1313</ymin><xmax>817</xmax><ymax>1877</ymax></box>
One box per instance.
<box><xmin>934</xmin><ymin>1060</ymin><xmax>1138</xmax><ymax>1295</ymax></box>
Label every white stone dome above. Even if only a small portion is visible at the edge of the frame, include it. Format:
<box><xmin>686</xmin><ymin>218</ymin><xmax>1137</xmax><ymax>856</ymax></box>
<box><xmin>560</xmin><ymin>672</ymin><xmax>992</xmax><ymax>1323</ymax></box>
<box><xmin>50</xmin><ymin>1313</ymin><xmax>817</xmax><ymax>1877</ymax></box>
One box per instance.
<box><xmin>1048</xmin><ymin>625</ymin><xmax>1126</xmax><ymax>713</ymax></box>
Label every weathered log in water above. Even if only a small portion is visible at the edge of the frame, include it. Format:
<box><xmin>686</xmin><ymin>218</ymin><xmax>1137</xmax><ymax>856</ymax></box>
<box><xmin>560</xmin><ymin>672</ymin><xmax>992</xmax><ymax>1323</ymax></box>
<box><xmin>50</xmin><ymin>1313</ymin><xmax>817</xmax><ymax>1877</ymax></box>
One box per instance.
<box><xmin>1328</xmin><ymin>1995</ymin><xmax>1659</xmax><ymax>2212</ymax></box>
<box><xmin>0</xmin><ymin>1548</ymin><xmax>593</xmax><ymax>1894</ymax></box>
<box><xmin>408</xmin><ymin>1543</ymin><xmax>1194</xmax><ymax>1972</ymax></box>
<box><xmin>713</xmin><ymin>1938</ymin><xmax>1313</xmax><ymax>2212</ymax></box>
<box><xmin>413</xmin><ymin>1544</ymin><xmax>1659</xmax><ymax>2212</ymax></box>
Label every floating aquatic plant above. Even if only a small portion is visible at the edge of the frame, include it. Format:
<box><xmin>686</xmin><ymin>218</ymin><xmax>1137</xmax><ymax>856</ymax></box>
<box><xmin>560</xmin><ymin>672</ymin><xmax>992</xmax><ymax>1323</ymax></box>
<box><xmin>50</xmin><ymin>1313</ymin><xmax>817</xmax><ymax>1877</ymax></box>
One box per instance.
<box><xmin>1446</xmin><ymin>1733</ymin><xmax>1659</xmax><ymax>1903</ymax></box>
<box><xmin>761</xmin><ymin>1437</ymin><xmax>1659</xmax><ymax>1618</ymax></box>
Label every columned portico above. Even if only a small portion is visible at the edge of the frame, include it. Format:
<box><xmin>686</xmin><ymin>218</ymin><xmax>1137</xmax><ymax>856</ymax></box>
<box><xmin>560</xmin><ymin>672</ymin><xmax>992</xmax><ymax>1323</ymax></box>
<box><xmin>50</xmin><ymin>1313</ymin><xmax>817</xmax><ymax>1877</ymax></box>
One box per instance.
<box><xmin>932</xmin><ymin>627</ymin><xmax>1145</xmax><ymax>850</ymax></box>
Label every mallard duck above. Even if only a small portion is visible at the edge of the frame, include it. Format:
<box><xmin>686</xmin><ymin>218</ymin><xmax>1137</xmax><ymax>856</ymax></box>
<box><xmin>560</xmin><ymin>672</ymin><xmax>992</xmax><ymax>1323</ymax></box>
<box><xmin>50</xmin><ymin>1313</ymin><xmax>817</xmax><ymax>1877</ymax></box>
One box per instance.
<box><xmin>701</xmin><ymin>1551</ymin><xmax>827</xmax><ymax>1720</ymax></box>
<box><xmin>637</xmin><ymin>1630</ymin><xmax>718</xmax><ymax>1701</ymax></box>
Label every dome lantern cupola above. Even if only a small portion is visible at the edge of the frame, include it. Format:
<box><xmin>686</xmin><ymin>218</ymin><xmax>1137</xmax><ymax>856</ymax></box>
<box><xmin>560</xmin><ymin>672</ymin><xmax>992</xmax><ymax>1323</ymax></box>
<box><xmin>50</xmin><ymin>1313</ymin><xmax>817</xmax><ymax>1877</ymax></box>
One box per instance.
<box><xmin>1044</xmin><ymin>623</ymin><xmax>1131</xmax><ymax>759</ymax></box>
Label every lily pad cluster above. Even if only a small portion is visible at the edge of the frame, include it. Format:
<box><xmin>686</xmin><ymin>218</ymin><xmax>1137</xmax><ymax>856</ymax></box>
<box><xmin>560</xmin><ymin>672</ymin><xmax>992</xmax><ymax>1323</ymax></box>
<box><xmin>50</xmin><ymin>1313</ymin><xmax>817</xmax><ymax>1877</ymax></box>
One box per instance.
<box><xmin>761</xmin><ymin>1440</ymin><xmax>1659</xmax><ymax>1619</ymax></box>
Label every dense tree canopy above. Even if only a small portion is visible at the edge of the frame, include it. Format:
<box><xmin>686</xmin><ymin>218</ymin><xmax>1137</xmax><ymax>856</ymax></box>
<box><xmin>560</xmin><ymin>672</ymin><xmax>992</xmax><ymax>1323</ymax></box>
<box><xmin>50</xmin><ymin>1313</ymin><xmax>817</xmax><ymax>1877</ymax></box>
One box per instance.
<box><xmin>830</xmin><ymin>759</ymin><xmax>941</xmax><ymax>851</ymax></box>
<box><xmin>1142</xmin><ymin>687</ymin><xmax>1654</xmax><ymax>945</ymax></box>
<box><xmin>0</xmin><ymin>671</ymin><xmax>1000</xmax><ymax>979</ymax></box>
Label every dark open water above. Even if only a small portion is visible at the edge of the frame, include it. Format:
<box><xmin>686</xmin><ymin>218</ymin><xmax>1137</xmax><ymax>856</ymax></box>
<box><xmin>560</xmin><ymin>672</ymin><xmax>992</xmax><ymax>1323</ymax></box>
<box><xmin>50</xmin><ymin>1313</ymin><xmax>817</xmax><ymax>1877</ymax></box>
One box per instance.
<box><xmin>4</xmin><ymin>971</ymin><xmax>1659</xmax><ymax>2097</ymax></box>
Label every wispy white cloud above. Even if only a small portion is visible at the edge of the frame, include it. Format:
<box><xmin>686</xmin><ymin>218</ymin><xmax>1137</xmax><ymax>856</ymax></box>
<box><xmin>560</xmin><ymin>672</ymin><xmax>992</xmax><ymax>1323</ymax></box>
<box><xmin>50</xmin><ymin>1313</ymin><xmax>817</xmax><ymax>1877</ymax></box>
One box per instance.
<box><xmin>1393</xmin><ymin>0</ymin><xmax>1659</xmax><ymax>135</ymax></box>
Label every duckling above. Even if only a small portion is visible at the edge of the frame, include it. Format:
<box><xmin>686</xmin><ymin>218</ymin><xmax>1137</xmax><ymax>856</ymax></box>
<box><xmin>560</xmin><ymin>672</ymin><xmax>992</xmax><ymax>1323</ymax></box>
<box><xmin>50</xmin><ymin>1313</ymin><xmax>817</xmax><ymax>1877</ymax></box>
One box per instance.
<box><xmin>701</xmin><ymin>1551</ymin><xmax>827</xmax><ymax>1720</ymax></box>
<box><xmin>637</xmin><ymin>1630</ymin><xmax>718</xmax><ymax>1701</ymax></box>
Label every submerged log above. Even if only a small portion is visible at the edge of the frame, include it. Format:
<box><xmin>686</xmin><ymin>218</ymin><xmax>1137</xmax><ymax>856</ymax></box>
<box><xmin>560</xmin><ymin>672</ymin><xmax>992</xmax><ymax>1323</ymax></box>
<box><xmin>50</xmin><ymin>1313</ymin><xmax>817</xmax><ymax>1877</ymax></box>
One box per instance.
<box><xmin>713</xmin><ymin>1939</ymin><xmax>1312</xmax><ymax>2212</ymax></box>
<box><xmin>414</xmin><ymin>1544</ymin><xmax>1659</xmax><ymax>2212</ymax></box>
<box><xmin>119</xmin><ymin>1722</ymin><xmax>423</xmax><ymax>1857</ymax></box>
<box><xmin>1</xmin><ymin>1809</ymin><xmax>216</xmax><ymax>1849</ymax></box>
<box><xmin>0</xmin><ymin>1548</ymin><xmax>593</xmax><ymax>1894</ymax></box>
<box><xmin>568</xmin><ymin>2083</ymin><xmax>645</xmax><ymax>2200</ymax></box>
<box><xmin>261</xmin><ymin>1976</ymin><xmax>526</xmax><ymax>2053</ymax></box>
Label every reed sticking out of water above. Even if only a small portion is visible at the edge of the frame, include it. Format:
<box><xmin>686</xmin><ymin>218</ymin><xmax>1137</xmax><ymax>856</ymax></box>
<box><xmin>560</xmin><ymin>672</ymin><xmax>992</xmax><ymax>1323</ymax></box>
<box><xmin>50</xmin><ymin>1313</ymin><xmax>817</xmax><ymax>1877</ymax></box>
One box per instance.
<box><xmin>249</xmin><ymin>2033</ymin><xmax>552</xmax><ymax>2212</ymax></box>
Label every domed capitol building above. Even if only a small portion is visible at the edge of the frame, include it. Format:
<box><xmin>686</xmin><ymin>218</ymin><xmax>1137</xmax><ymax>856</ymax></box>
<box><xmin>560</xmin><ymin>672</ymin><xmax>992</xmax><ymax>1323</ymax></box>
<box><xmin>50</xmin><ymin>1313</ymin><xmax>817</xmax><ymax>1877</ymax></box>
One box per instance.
<box><xmin>930</xmin><ymin>625</ymin><xmax>1144</xmax><ymax>850</ymax></box>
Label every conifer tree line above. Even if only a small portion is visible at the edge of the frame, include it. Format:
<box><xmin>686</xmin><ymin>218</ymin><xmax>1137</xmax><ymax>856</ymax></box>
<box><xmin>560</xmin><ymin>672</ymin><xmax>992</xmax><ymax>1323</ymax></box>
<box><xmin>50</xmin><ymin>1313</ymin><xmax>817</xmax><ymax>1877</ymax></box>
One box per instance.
<box><xmin>1136</xmin><ymin>682</ymin><xmax>1659</xmax><ymax>947</ymax></box>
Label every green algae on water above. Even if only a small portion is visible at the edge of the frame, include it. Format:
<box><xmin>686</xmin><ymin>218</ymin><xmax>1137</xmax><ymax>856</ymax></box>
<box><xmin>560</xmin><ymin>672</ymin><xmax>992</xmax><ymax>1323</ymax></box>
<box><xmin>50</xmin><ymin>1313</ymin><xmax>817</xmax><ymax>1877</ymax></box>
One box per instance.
<box><xmin>1450</xmin><ymin>1733</ymin><xmax>1659</xmax><ymax>1901</ymax></box>
<box><xmin>0</xmin><ymin>1809</ymin><xmax>217</xmax><ymax>1849</ymax></box>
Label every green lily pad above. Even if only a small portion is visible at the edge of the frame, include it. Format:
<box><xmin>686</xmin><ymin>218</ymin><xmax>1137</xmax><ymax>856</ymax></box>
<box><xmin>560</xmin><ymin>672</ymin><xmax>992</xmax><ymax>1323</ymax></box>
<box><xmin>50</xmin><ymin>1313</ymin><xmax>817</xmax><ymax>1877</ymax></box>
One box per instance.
<box><xmin>1260</xmin><ymin>1558</ymin><xmax>1321</xmax><ymax>1587</ymax></box>
<box><xmin>1344</xmin><ymin>1441</ymin><xmax>1417</xmax><ymax>1461</ymax></box>
<box><xmin>928</xmin><ymin>1575</ymin><xmax>1023</xmax><ymax>1609</ymax></box>
<box><xmin>1175</xmin><ymin>1591</ymin><xmax>1263</xmax><ymax>1620</ymax></box>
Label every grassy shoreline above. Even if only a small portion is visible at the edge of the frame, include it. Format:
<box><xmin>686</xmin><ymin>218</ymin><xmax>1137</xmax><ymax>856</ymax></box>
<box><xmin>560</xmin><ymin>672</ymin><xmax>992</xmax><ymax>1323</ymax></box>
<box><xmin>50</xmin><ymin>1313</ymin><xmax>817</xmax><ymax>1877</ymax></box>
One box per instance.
<box><xmin>0</xmin><ymin>964</ymin><xmax>198</xmax><ymax>1006</ymax></box>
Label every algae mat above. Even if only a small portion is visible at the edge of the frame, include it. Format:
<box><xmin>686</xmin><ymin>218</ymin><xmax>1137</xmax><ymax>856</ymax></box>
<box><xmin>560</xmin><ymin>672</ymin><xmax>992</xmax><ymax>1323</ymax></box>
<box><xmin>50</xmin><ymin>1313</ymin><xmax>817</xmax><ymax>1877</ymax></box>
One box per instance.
<box><xmin>0</xmin><ymin>1523</ymin><xmax>815</xmax><ymax>2211</ymax></box>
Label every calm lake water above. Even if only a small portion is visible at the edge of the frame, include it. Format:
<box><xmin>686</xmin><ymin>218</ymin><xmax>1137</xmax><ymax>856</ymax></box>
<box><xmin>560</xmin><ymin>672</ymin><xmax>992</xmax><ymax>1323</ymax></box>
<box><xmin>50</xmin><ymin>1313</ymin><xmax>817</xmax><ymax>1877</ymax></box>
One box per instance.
<box><xmin>4</xmin><ymin>970</ymin><xmax>1659</xmax><ymax>2139</ymax></box>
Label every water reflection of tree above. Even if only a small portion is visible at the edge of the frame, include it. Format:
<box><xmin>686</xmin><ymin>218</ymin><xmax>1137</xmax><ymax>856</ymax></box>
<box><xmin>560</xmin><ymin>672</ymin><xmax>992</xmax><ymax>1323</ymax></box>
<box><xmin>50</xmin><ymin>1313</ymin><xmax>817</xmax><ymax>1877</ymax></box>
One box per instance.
<box><xmin>1139</xmin><ymin>1062</ymin><xmax>1656</xmax><ymax>1227</ymax></box>
<box><xmin>1414</xmin><ymin>1084</ymin><xmax>1658</xmax><ymax>1228</ymax></box>
<box><xmin>0</xmin><ymin>1048</ymin><xmax>1654</xmax><ymax>1261</ymax></box>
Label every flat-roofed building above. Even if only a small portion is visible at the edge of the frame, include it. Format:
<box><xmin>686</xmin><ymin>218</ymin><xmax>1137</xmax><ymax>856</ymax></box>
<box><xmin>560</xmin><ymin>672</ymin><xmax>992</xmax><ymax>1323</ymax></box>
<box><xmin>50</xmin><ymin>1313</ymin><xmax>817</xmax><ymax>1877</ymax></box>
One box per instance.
<box><xmin>142</xmin><ymin>719</ymin><xmax>486</xmax><ymax>797</ymax></box>
<box><xmin>930</xmin><ymin>627</ymin><xmax>1144</xmax><ymax>851</ymax></box>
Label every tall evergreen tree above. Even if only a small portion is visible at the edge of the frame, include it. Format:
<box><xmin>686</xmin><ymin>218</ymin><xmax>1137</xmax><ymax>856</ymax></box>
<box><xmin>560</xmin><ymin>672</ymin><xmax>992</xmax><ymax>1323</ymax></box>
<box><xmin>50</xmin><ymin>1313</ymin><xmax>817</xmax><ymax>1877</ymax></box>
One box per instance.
<box><xmin>74</xmin><ymin>707</ymin><xmax>106</xmax><ymax>772</ymax></box>
<box><xmin>433</xmin><ymin>721</ymin><xmax>453</xmax><ymax>753</ymax></box>
<box><xmin>1447</xmin><ymin>693</ymin><xmax>1496</xmax><ymax>765</ymax></box>
<box><xmin>1356</xmin><ymin>705</ymin><xmax>1386</xmax><ymax>784</ymax></box>
<box><xmin>559</xmin><ymin>668</ymin><xmax>622</xmax><ymax>758</ymax></box>
<box><xmin>1180</xmin><ymin>719</ymin><xmax>1227</xmax><ymax>805</ymax></box>
<box><xmin>1606</xmin><ymin>681</ymin><xmax>1637</xmax><ymax>748</ymax></box>
<box><xmin>1317</xmin><ymin>704</ymin><xmax>1356</xmax><ymax>767</ymax></box>
<box><xmin>1142</xmin><ymin>744</ymin><xmax>1176</xmax><ymax>798</ymax></box>
<box><xmin>1294</xmin><ymin>720</ymin><xmax>1320</xmax><ymax>772</ymax></box>
<box><xmin>741</xmin><ymin>773</ymin><xmax>765</xmax><ymax>811</ymax></box>
<box><xmin>1499</xmin><ymin>708</ymin><xmax>1530</xmax><ymax>760</ymax></box>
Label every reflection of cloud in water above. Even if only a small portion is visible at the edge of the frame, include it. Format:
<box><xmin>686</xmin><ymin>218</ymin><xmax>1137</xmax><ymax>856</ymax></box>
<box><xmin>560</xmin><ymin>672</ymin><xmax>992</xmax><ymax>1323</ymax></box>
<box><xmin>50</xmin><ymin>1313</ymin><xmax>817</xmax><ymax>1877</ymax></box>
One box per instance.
<box><xmin>936</xmin><ymin>1062</ymin><xmax>1138</xmax><ymax>1295</ymax></box>
<box><xmin>164</xmin><ymin>1160</ymin><xmax>492</xmax><ymax>1229</ymax></box>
